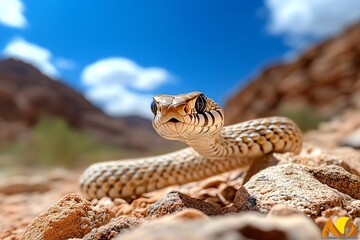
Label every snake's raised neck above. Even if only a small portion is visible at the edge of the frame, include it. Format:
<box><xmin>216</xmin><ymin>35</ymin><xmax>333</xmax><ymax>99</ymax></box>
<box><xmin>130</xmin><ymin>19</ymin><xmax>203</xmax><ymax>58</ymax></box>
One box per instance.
<box><xmin>151</xmin><ymin>91</ymin><xmax>233</xmax><ymax>160</ymax></box>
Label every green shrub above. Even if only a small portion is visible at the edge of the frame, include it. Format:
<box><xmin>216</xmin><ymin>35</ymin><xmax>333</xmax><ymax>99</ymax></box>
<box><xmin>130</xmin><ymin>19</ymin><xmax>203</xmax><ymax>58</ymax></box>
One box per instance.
<box><xmin>277</xmin><ymin>105</ymin><xmax>332</xmax><ymax>132</ymax></box>
<box><xmin>7</xmin><ymin>116</ymin><xmax>124</xmax><ymax>168</ymax></box>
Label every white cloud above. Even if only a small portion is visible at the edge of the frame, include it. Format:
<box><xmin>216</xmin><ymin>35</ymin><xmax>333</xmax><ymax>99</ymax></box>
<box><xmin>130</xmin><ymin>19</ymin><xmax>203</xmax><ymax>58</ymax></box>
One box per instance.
<box><xmin>54</xmin><ymin>57</ymin><xmax>76</xmax><ymax>70</ymax></box>
<box><xmin>82</xmin><ymin>58</ymin><xmax>169</xmax><ymax>91</ymax></box>
<box><xmin>86</xmin><ymin>85</ymin><xmax>154</xmax><ymax>118</ymax></box>
<box><xmin>265</xmin><ymin>0</ymin><xmax>360</xmax><ymax>48</ymax></box>
<box><xmin>3</xmin><ymin>37</ymin><xmax>59</xmax><ymax>77</ymax></box>
<box><xmin>81</xmin><ymin>58</ymin><xmax>172</xmax><ymax>118</ymax></box>
<box><xmin>0</xmin><ymin>0</ymin><xmax>27</xmax><ymax>28</ymax></box>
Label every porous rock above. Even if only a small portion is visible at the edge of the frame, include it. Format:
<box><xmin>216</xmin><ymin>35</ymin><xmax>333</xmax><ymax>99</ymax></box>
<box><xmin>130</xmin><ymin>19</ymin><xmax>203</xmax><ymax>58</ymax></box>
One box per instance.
<box><xmin>348</xmin><ymin>200</ymin><xmax>360</xmax><ymax>218</ymax></box>
<box><xmin>163</xmin><ymin>208</ymin><xmax>209</xmax><ymax>221</ymax></box>
<box><xmin>267</xmin><ymin>204</ymin><xmax>303</xmax><ymax>217</ymax></box>
<box><xmin>114</xmin><ymin>196</ymin><xmax>159</xmax><ymax>218</ymax></box>
<box><xmin>82</xmin><ymin>216</ymin><xmax>142</xmax><ymax>240</ymax></box>
<box><xmin>218</xmin><ymin>184</ymin><xmax>237</xmax><ymax>204</ymax></box>
<box><xmin>114</xmin><ymin>212</ymin><xmax>320</xmax><ymax>240</ymax></box>
<box><xmin>234</xmin><ymin>163</ymin><xmax>360</xmax><ymax>218</ymax></box>
<box><xmin>147</xmin><ymin>191</ymin><xmax>221</xmax><ymax>218</ymax></box>
<box><xmin>308</xmin><ymin>165</ymin><xmax>360</xmax><ymax>199</ymax></box>
<box><xmin>154</xmin><ymin>208</ymin><xmax>210</xmax><ymax>223</ymax></box>
<box><xmin>21</xmin><ymin>193</ymin><xmax>115</xmax><ymax>240</ymax></box>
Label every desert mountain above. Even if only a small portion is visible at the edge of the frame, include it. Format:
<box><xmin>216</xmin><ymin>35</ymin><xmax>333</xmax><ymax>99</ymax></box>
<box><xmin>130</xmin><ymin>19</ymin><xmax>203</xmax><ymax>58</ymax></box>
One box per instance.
<box><xmin>0</xmin><ymin>58</ymin><xmax>174</xmax><ymax>152</ymax></box>
<box><xmin>224</xmin><ymin>23</ymin><xmax>360</xmax><ymax>126</ymax></box>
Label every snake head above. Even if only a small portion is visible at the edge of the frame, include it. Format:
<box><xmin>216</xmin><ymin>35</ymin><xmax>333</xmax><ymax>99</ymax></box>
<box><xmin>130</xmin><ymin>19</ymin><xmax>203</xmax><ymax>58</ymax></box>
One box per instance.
<box><xmin>151</xmin><ymin>92</ymin><xmax>224</xmax><ymax>142</ymax></box>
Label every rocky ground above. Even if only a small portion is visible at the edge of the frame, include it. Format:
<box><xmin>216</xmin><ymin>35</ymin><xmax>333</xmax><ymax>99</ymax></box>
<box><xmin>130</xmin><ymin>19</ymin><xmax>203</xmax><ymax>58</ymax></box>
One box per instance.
<box><xmin>1</xmin><ymin>108</ymin><xmax>360</xmax><ymax>240</ymax></box>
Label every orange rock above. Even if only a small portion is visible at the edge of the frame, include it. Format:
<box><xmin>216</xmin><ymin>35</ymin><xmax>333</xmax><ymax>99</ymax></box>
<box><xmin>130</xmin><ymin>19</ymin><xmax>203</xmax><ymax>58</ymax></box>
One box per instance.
<box><xmin>267</xmin><ymin>204</ymin><xmax>303</xmax><ymax>217</ymax></box>
<box><xmin>20</xmin><ymin>193</ymin><xmax>115</xmax><ymax>240</ymax></box>
<box><xmin>155</xmin><ymin>208</ymin><xmax>209</xmax><ymax>222</ymax></box>
<box><xmin>82</xmin><ymin>216</ymin><xmax>142</xmax><ymax>240</ymax></box>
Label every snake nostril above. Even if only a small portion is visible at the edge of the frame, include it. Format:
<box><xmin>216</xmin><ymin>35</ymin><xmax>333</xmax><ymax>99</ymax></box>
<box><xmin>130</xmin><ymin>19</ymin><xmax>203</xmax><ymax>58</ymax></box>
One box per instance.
<box><xmin>168</xmin><ymin>118</ymin><xmax>180</xmax><ymax>123</ymax></box>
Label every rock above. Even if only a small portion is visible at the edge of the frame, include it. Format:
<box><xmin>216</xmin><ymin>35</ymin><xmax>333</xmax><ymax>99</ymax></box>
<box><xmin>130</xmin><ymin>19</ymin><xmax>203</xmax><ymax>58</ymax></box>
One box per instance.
<box><xmin>327</xmin><ymin>147</ymin><xmax>360</xmax><ymax>176</ymax></box>
<box><xmin>308</xmin><ymin>165</ymin><xmax>360</xmax><ymax>199</ymax></box>
<box><xmin>114</xmin><ymin>212</ymin><xmax>320</xmax><ymax>240</ymax></box>
<box><xmin>197</xmin><ymin>176</ymin><xmax>226</xmax><ymax>189</ymax></box>
<box><xmin>164</xmin><ymin>208</ymin><xmax>209</xmax><ymax>221</ymax></box>
<box><xmin>218</xmin><ymin>184</ymin><xmax>237</xmax><ymax>204</ymax></box>
<box><xmin>234</xmin><ymin>164</ymin><xmax>359</xmax><ymax>218</ymax></box>
<box><xmin>267</xmin><ymin>204</ymin><xmax>303</xmax><ymax>217</ymax></box>
<box><xmin>147</xmin><ymin>191</ymin><xmax>221</xmax><ymax>218</ymax></box>
<box><xmin>96</xmin><ymin>197</ymin><xmax>116</xmax><ymax>211</ymax></box>
<box><xmin>354</xmin><ymin>218</ymin><xmax>360</xmax><ymax>233</ymax></box>
<box><xmin>321</xmin><ymin>207</ymin><xmax>349</xmax><ymax>218</ymax></box>
<box><xmin>341</xmin><ymin>128</ymin><xmax>360</xmax><ymax>149</ymax></box>
<box><xmin>243</xmin><ymin>155</ymin><xmax>279</xmax><ymax>183</ymax></box>
<box><xmin>348</xmin><ymin>200</ymin><xmax>360</xmax><ymax>218</ymax></box>
<box><xmin>315</xmin><ymin>216</ymin><xmax>330</xmax><ymax>229</ymax></box>
<box><xmin>0</xmin><ymin>176</ymin><xmax>51</xmax><ymax>195</ymax></box>
<box><xmin>275</xmin><ymin>146</ymin><xmax>358</xmax><ymax>175</ymax></box>
<box><xmin>20</xmin><ymin>193</ymin><xmax>115</xmax><ymax>240</ymax></box>
<box><xmin>82</xmin><ymin>216</ymin><xmax>142</xmax><ymax>240</ymax></box>
<box><xmin>304</xmin><ymin>109</ymin><xmax>360</xmax><ymax>150</ymax></box>
<box><xmin>148</xmin><ymin>209</ymin><xmax>209</xmax><ymax>224</ymax></box>
<box><xmin>114</xmin><ymin>197</ymin><xmax>159</xmax><ymax>218</ymax></box>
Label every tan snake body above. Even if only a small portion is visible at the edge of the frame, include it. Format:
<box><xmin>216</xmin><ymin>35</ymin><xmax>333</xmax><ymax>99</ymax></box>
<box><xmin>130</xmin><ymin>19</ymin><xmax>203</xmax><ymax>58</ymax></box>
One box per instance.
<box><xmin>80</xmin><ymin>92</ymin><xmax>303</xmax><ymax>199</ymax></box>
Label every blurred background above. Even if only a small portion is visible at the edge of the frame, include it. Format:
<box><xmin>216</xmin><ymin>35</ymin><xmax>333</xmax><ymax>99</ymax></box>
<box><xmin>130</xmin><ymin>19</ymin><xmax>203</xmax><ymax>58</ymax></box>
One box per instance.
<box><xmin>0</xmin><ymin>0</ymin><xmax>359</xmax><ymax>171</ymax></box>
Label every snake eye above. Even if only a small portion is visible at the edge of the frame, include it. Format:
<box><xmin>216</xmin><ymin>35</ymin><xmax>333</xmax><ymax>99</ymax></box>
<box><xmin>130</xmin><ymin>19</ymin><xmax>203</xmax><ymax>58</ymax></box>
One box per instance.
<box><xmin>150</xmin><ymin>100</ymin><xmax>158</xmax><ymax>115</ymax></box>
<box><xmin>195</xmin><ymin>94</ymin><xmax>207</xmax><ymax>113</ymax></box>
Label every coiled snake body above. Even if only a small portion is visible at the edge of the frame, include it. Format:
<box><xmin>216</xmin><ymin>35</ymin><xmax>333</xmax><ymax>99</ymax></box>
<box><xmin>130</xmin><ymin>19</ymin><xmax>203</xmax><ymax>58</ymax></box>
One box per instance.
<box><xmin>80</xmin><ymin>92</ymin><xmax>303</xmax><ymax>199</ymax></box>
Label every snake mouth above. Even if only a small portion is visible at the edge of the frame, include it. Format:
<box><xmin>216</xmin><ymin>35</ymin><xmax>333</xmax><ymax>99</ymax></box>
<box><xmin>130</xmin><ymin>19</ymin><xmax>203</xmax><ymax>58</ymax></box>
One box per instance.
<box><xmin>168</xmin><ymin>118</ymin><xmax>180</xmax><ymax>123</ymax></box>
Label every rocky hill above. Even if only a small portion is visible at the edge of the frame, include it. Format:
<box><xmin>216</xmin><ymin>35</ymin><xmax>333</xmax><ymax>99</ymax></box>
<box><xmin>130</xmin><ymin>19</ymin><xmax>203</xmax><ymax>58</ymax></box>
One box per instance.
<box><xmin>224</xmin><ymin>22</ymin><xmax>360</xmax><ymax>126</ymax></box>
<box><xmin>0</xmin><ymin>58</ymin><xmax>173</xmax><ymax>152</ymax></box>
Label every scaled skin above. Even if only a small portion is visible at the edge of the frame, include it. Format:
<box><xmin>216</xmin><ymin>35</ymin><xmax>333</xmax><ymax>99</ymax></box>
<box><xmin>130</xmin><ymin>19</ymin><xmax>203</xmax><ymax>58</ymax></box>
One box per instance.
<box><xmin>80</xmin><ymin>92</ymin><xmax>303</xmax><ymax>199</ymax></box>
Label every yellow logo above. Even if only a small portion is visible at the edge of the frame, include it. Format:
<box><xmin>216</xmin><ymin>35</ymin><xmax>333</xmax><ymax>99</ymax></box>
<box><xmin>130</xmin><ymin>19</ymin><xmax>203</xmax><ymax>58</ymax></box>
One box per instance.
<box><xmin>322</xmin><ymin>216</ymin><xmax>358</xmax><ymax>239</ymax></box>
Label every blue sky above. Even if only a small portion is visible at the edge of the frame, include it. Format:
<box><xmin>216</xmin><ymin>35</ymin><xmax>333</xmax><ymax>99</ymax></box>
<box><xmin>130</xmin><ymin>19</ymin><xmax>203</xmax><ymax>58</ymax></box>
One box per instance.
<box><xmin>0</xmin><ymin>0</ymin><xmax>360</xmax><ymax>118</ymax></box>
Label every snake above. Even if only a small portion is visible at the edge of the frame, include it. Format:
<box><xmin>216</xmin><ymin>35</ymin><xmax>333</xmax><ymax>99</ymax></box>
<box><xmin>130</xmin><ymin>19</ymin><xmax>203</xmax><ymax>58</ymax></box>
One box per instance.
<box><xmin>80</xmin><ymin>91</ymin><xmax>303</xmax><ymax>199</ymax></box>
